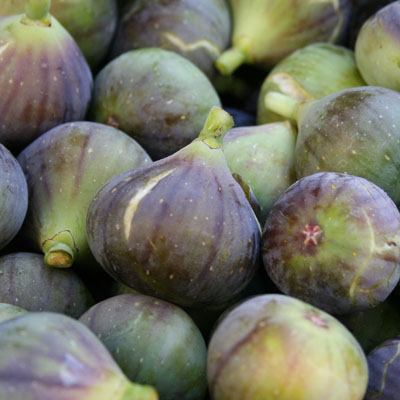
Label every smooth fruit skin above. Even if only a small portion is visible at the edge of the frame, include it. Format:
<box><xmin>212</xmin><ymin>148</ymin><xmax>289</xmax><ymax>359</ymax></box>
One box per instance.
<box><xmin>262</xmin><ymin>172</ymin><xmax>400</xmax><ymax>315</ymax></box>
<box><xmin>89</xmin><ymin>48</ymin><xmax>221</xmax><ymax>160</ymax></box>
<box><xmin>207</xmin><ymin>294</ymin><xmax>368</xmax><ymax>400</ymax></box>
<box><xmin>294</xmin><ymin>86</ymin><xmax>400</xmax><ymax>204</ymax></box>
<box><xmin>0</xmin><ymin>252</ymin><xmax>94</xmax><ymax>318</ymax></box>
<box><xmin>0</xmin><ymin>303</ymin><xmax>27</xmax><ymax>324</ymax></box>
<box><xmin>355</xmin><ymin>1</ymin><xmax>400</xmax><ymax>91</ymax></box>
<box><xmin>111</xmin><ymin>0</ymin><xmax>231</xmax><ymax>78</ymax></box>
<box><xmin>0</xmin><ymin>312</ymin><xmax>158</xmax><ymax>400</ymax></box>
<box><xmin>80</xmin><ymin>294</ymin><xmax>207</xmax><ymax>400</ymax></box>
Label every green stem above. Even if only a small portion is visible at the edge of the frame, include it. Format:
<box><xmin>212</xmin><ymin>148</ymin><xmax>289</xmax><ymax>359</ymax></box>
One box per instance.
<box><xmin>25</xmin><ymin>0</ymin><xmax>51</xmax><ymax>21</ymax></box>
<box><xmin>215</xmin><ymin>46</ymin><xmax>247</xmax><ymax>76</ymax></box>
<box><xmin>196</xmin><ymin>106</ymin><xmax>234</xmax><ymax>149</ymax></box>
<box><xmin>264</xmin><ymin>92</ymin><xmax>301</xmax><ymax>122</ymax></box>
<box><xmin>120</xmin><ymin>381</ymin><xmax>158</xmax><ymax>400</ymax></box>
<box><xmin>44</xmin><ymin>242</ymin><xmax>74</xmax><ymax>268</ymax></box>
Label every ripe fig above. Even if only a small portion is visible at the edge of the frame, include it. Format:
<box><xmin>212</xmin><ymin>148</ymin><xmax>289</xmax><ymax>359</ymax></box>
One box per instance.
<box><xmin>0</xmin><ymin>0</ymin><xmax>93</xmax><ymax>151</ymax></box>
<box><xmin>262</xmin><ymin>172</ymin><xmax>400</xmax><ymax>315</ymax></box>
<box><xmin>0</xmin><ymin>252</ymin><xmax>94</xmax><ymax>318</ymax></box>
<box><xmin>355</xmin><ymin>1</ymin><xmax>400</xmax><ymax>91</ymax></box>
<box><xmin>110</xmin><ymin>0</ymin><xmax>231</xmax><ymax>79</ymax></box>
<box><xmin>79</xmin><ymin>293</ymin><xmax>207</xmax><ymax>400</ymax></box>
<box><xmin>17</xmin><ymin>121</ymin><xmax>151</xmax><ymax>269</ymax></box>
<box><xmin>264</xmin><ymin>86</ymin><xmax>400</xmax><ymax>204</ymax></box>
<box><xmin>257</xmin><ymin>42</ymin><xmax>365</xmax><ymax>124</ymax></box>
<box><xmin>90</xmin><ymin>48</ymin><xmax>221</xmax><ymax>160</ymax></box>
<box><xmin>215</xmin><ymin>0</ymin><xmax>351</xmax><ymax>75</ymax></box>
<box><xmin>0</xmin><ymin>312</ymin><xmax>158</xmax><ymax>400</ymax></box>
<box><xmin>0</xmin><ymin>303</ymin><xmax>27</xmax><ymax>324</ymax></box>
<box><xmin>223</xmin><ymin>121</ymin><xmax>297</xmax><ymax>224</ymax></box>
<box><xmin>86</xmin><ymin>107</ymin><xmax>261</xmax><ymax>308</ymax></box>
<box><xmin>207</xmin><ymin>294</ymin><xmax>368</xmax><ymax>400</ymax></box>
<box><xmin>0</xmin><ymin>143</ymin><xmax>28</xmax><ymax>251</ymax></box>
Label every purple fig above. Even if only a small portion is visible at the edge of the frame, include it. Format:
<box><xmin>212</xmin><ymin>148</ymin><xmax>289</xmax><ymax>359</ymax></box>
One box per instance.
<box><xmin>262</xmin><ymin>172</ymin><xmax>400</xmax><ymax>314</ymax></box>
<box><xmin>86</xmin><ymin>107</ymin><xmax>261</xmax><ymax>308</ymax></box>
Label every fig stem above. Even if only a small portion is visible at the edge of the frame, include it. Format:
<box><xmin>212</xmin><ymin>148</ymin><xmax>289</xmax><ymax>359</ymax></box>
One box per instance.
<box><xmin>44</xmin><ymin>242</ymin><xmax>74</xmax><ymax>268</ymax></box>
<box><xmin>25</xmin><ymin>0</ymin><xmax>51</xmax><ymax>21</ymax></box>
<box><xmin>196</xmin><ymin>106</ymin><xmax>234</xmax><ymax>149</ymax></box>
<box><xmin>121</xmin><ymin>381</ymin><xmax>158</xmax><ymax>400</ymax></box>
<box><xmin>264</xmin><ymin>92</ymin><xmax>301</xmax><ymax>121</ymax></box>
<box><xmin>215</xmin><ymin>46</ymin><xmax>247</xmax><ymax>76</ymax></box>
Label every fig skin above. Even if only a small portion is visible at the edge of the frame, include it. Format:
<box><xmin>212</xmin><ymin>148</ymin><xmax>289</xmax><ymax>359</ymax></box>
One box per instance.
<box><xmin>17</xmin><ymin>121</ymin><xmax>151</xmax><ymax>269</ymax></box>
<box><xmin>89</xmin><ymin>48</ymin><xmax>221</xmax><ymax>160</ymax></box>
<box><xmin>79</xmin><ymin>293</ymin><xmax>207</xmax><ymax>400</ymax></box>
<box><xmin>110</xmin><ymin>0</ymin><xmax>231</xmax><ymax>79</ymax></box>
<box><xmin>0</xmin><ymin>312</ymin><xmax>158</xmax><ymax>400</ymax></box>
<box><xmin>207</xmin><ymin>294</ymin><xmax>368</xmax><ymax>400</ymax></box>
<box><xmin>355</xmin><ymin>1</ymin><xmax>400</xmax><ymax>91</ymax></box>
<box><xmin>86</xmin><ymin>107</ymin><xmax>261</xmax><ymax>308</ymax></box>
<box><xmin>0</xmin><ymin>143</ymin><xmax>28</xmax><ymax>251</ymax></box>
<box><xmin>0</xmin><ymin>252</ymin><xmax>94</xmax><ymax>318</ymax></box>
<box><xmin>257</xmin><ymin>42</ymin><xmax>365</xmax><ymax>124</ymax></box>
<box><xmin>262</xmin><ymin>172</ymin><xmax>400</xmax><ymax>315</ymax></box>
<box><xmin>0</xmin><ymin>303</ymin><xmax>27</xmax><ymax>324</ymax></box>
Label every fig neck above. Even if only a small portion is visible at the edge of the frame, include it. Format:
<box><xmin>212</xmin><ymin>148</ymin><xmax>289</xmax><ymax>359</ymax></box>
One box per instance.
<box><xmin>22</xmin><ymin>0</ymin><xmax>51</xmax><ymax>26</ymax></box>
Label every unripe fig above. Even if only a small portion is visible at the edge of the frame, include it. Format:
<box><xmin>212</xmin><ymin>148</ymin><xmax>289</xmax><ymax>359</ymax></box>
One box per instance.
<box><xmin>111</xmin><ymin>0</ymin><xmax>231</xmax><ymax>79</ymax></box>
<box><xmin>257</xmin><ymin>42</ymin><xmax>365</xmax><ymax>124</ymax></box>
<box><xmin>0</xmin><ymin>303</ymin><xmax>27</xmax><ymax>324</ymax></box>
<box><xmin>80</xmin><ymin>294</ymin><xmax>207</xmax><ymax>400</ymax></box>
<box><xmin>207</xmin><ymin>294</ymin><xmax>368</xmax><ymax>400</ymax></box>
<box><xmin>0</xmin><ymin>252</ymin><xmax>94</xmax><ymax>318</ymax></box>
<box><xmin>90</xmin><ymin>48</ymin><xmax>221</xmax><ymax>160</ymax></box>
<box><xmin>215</xmin><ymin>0</ymin><xmax>351</xmax><ymax>75</ymax></box>
<box><xmin>86</xmin><ymin>107</ymin><xmax>261</xmax><ymax>308</ymax></box>
<box><xmin>262</xmin><ymin>172</ymin><xmax>400</xmax><ymax>314</ymax></box>
<box><xmin>17</xmin><ymin>121</ymin><xmax>151</xmax><ymax>269</ymax></box>
<box><xmin>0</xmin><ymin>312</ymin><xmax>158</xmax><ymax>400</ymax></box>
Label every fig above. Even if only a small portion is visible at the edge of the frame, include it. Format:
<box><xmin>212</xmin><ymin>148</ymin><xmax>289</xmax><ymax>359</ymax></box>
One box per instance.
<box><xmin>110</xmin><ymin>0</ymin><xmax>231</xmax><ymax>79</ymax></box>
<box><xmin>207</xmin><ymin>294</ymin><xmax>368</xmax><ymax>400</ymax></box>
<box><xmin>0</xmin><ymin>312</ymin><xmax>158</xmax><ymax>400</ymax></box>
<box><xmin>79</xmin><ymin>293</ymin><xmax>207</xmax><ymax>400</ymax></box>
<box><xmin>355</xmin><ymin>2</ymin><xmax>400</xmax><ymax>91</ymax></box>
<box><xmin>215</xmin><ymin>0</ymin><xmax>351</xmax><ymax>75</ymax></box>
<box><xmin>265</xmin><ymin>86</ymin><xmax>400</xmax><ymax>204</ymax></box>
<box><xmin>262</xmin><ymin>172</ymin><xmax>400</xmax><ymax>315</ymax></box>
<box><xmin>222</xmin><ymin>121</ymin><xmax>297</xmax><ymax>224</ymax></box>
<box><xmin>89</xmin><ymin>48</ymin><xmax>221</xmax><ymax>160</ymax></box>
<box><xmin>0</xmin><ymin>0</ymin><xmax>92</xmax><ymax>151</ymax></box>
<box><xmin>0</xmin><ymin>303</ymin><xmax>27</xmax><ymax>324</ymax></box>
<box><xmin>0</xmin><ymin>143</ymin><xmax>28</xmax><ymax>251</ymax></box>
<box><xmin>257</xmin><ymin>42</ymin><xmax>365</xmax><ymax>124</ymax></box>
<box><xmin>0</xmin><ymin>0</ymin><xmax>118</xmax><ymax>70</ymax></box>
<box><xmin>17</xmin><ymin>121</ymin><xmax>151</xmax><ymax>269</ymax></box>
<box><xmin>0</xmin><ymin>252</ymin><xmax>94</xmax><ymax>318</ymax></box>
<box><xmin>86</xmin><ymin>107</ymin><xmax>261</xmax><ymax>308</ymax></box>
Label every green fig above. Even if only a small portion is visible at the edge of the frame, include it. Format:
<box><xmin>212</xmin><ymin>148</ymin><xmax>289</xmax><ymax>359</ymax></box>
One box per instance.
<box><xmin>17</xmin><ymin>121</ymin><xmax>151</xmax><ymax>269</ymax></box>
<box><xmin>86</xmin><ymin>107</ymin><xmax>261</xmax><ymax>308</ymax></box>
<box><xmin>0</xmin><ymin>312</ymin><xmax>158</xmax><ymax>400</ymax></box>
<box><xmin>0</xmin><ymin>303</ymin><xmax>27</xmax><ymax>323</ymax></box>
<box><xmin>0</xmin><ymin>0</ymin><xmax>93</xmax><ymax>151</ymax></box>
<box><xmin>0</xmin><ymin>252</ymin><xmax>94</xmax><ymax>318</ymax></box>
<box><xmin>90</xmin><ymin>48</ymin><xmax>221</xmax><ymax>160</ymax></box>
<box><xmin>80</xmin><ymin>293</ymin><xmax>207</xmax><ymax>400</ymax></box>
<box><xmin>110</xmin><ymin>0</ymin><xmax>231</xmax><ymax>78</ymax></box>
<box><xmin>208</xmin><ymin>294</ymin><xmax>368</xmax><ymax>400</ymax></box>
<box><xmin>215</xmin><ymin>0</ymin><xmax>351</xmax><ymax>75</ymax></box>
<box><xmin>257</xmin><ymin>42</ymin><xmax>365</xmax><ymax>124</ymax></box>
<box><xmin>262</xmin><ymin>172</ymin><xmax>400</xmax><ymax>315</ymax></box>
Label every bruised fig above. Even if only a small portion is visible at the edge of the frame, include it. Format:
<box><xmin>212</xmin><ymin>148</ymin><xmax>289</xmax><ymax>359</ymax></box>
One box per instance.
<box><xmin>110</xmin><ymin>0</ymin><xmax>231</xmax><ymax>78</ymax></box>
<box><xmin>264</xmin><ymin>86</ymin><xmax>400</xmax><ymax>204</ymax></box>
<box><xmin>17</xmin><ymin>121</ymin><xmax>151</xmax><ymax>269</ymax></box>
<box><xmin>215</xmin><ymin>0</ymin><xmax>351</xmax><ymax>75</ymax></box>
<box><xmin>0</xmin><ymin>312</ymin><xmax>158</xmax><ymax>400</ymax></box>
<box><xmin>0</xmin><ymin>0</ymin><xmax>93</xmax><ymax>151</ymax></box>
<box><xmin>207</xmin><ymin>294</ymin><xmax>368</xmax><ymax>400</ymax></box>
<box><xmin>262</xmin><ymin>172</ymin><xmax>400</xmax><ymax>315</ymax></box>
<box><xmin>0</xmin><ymin>303</ymin><xmax>27</xmax><ymax>324</ymax></box>
<box><xmin>257</xmin><ymin>42</ymin><xmax>365</xmax><ymax>124</ymax></box>
<box><xmin>86</xmin><ymin>107</ymin><xmax>261</xmax><ymax>308</ymax></box>
<box><xmin>90</xmin><ymin>48</ymin><xmax>221</xmax><ymax>160</ymax></box>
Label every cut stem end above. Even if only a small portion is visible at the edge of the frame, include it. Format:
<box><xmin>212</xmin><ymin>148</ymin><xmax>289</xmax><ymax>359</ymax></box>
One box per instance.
<box><xmin>25</xmin><ymin>0</ymin><xmax>51</xmax><ymax>22</ymax></box>
<box><xmin>215</xmin><ymin>46</ymin><xmax>247</xmax><ymax>76</ymax></box>
<box><xmin>44</xmin><ymin>242</ymin><xmax>74</xmax><ymax>268</ymax></box>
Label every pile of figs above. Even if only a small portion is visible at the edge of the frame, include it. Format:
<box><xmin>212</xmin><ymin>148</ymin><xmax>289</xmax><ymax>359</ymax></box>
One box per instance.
<box><xmin>2</xmin><ymin>0</ymin><xmax>400</xmax><ymax>399</ymax></box>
